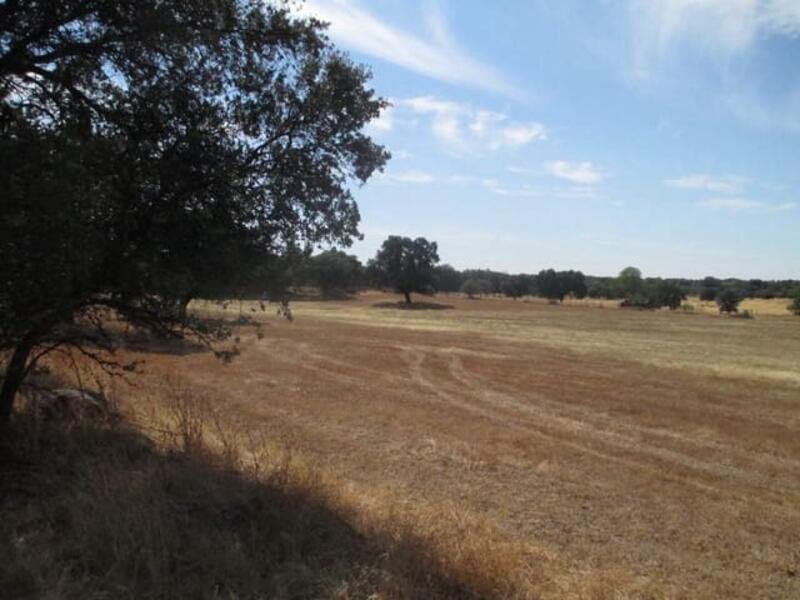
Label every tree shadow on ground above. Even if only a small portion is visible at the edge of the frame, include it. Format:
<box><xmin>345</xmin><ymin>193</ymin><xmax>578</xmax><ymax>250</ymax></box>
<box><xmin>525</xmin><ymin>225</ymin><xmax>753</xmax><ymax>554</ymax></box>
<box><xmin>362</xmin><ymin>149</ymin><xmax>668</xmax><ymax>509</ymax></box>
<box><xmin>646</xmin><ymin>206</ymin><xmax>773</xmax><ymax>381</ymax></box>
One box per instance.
<box><xmin>372</xmin><ymin>301</ymin><xmax>454</xmax><ymax>311</ymax></box>
<box><xmin>287</xmin><ymin>290</ymin><xmax>359</xmax><ymax>302</ymax></box>
<box><xmin>115</xmin><ymin>315</ymin><xmax>263</xmax><ymax>356</ymax></box>
<box><xmin>0</xmin><ymin>410</ymin><xmax>500</xmax><ymax>600</ymax></box>
<box><xmin>115</xmin><ymin>329</ymin><xmax>210</xmax><ymax>355</ymax></box>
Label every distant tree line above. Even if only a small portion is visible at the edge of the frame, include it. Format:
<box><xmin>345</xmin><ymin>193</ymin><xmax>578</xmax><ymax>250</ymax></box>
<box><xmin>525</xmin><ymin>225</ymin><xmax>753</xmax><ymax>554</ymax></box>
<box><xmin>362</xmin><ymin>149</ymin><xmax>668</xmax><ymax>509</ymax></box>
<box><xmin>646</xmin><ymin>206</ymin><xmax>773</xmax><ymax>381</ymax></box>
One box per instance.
<box><xmin>292</xmin><ymin>239</ymin><xmax>800</xmax><ymax>315</ymax></box>
<box><xmin>587</xmin><ymin>275</ymin><xmax>800</xmax><ymax>302</ymax></box>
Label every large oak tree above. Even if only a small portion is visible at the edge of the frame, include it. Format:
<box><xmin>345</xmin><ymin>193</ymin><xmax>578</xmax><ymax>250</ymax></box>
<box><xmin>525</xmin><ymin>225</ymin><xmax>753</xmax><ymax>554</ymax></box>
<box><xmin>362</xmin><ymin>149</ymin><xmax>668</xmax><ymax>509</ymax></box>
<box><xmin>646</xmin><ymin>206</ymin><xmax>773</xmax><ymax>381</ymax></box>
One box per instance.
<box><xmin>369</xmin><ymin>236</ymin><xmax>439</xmax><ymax>304</ymax></box>
<box><xmin>0</xmin><ymin>0</ymin><xmax>389</xmax><ymax>425</ymax></box>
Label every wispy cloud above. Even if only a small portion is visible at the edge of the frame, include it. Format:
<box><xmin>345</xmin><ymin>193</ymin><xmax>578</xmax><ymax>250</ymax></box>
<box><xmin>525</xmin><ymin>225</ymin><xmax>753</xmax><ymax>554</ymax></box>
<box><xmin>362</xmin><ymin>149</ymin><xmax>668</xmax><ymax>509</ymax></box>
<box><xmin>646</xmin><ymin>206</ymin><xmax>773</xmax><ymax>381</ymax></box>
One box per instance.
<box><xmin>300</xmin><ymin>0</ymin><xmax>517</xmax><ymax>96</ymax></box>
<box><xmin>376</xmin><ymin>170</ymin><xmax>597</xmax><ymax>201</ymax></box>
<box><xmin>723</xmin><ymin>88</ymin><xmax>800</xmax><ymax>134</ymax></box>
<box><xmin>399</xmin><ymin>96</ymin><xmax>545</xmax><ymax>152</ymax></box>
<box><xmin>699</xmin><ymin>197</ymin><xmax>797</xmax><ymax>211</ymax></box>
<box><xmin>381</xmin><ymin>170</ymin><xmax>436</xmax><ymax>184</ymax></box>
<box><xmin>630</xmin><ymin>0</ymin><xmax>800</xmax><ymax>78</ymax></box>
<box><xmin>378</xmin><ymin>171</ymin><xmax>505</xmax><ymax>189</ymax></box>
<box><xmin>365</xmin><ymin>105</ymin><xmax>394</xmax><ymax>133</ymax></box>
<box><xmin>665</xmin><ymin>174</ymin><xmax>749</xmax><ymax>194</ymax></box>
<box><xmin>544</xmin><ymin>161</ymin><xmax>608</xmax><ymax>184</ymax></box>
<box><xmin>626</xmin><ymin>1</ymin><xmax>800</xmax><ymax>134</ymax></box>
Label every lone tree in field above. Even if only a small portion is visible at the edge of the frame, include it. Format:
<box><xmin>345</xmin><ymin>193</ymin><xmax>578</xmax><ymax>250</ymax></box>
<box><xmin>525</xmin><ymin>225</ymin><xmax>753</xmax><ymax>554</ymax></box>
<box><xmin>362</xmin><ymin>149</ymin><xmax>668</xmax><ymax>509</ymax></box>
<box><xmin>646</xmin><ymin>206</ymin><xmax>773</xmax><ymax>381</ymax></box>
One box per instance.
<box><xmin>0</xmin><ymin>0</ymin><xmax>389</xmax><ymax>426</ymax></box>
<box><xmin>716</xmin><ymin>289</ymin><xmax>742</xmax><ymax>314</ymax></box>
<box><xmin>370</xmin><ymin>236</ymin><xmax>439</xmax><ymax>304</ymax></box>
<box><xmin>617</xmin><ymin>267</ymin><xmax>644</xmax><ymax>301</ymax></box>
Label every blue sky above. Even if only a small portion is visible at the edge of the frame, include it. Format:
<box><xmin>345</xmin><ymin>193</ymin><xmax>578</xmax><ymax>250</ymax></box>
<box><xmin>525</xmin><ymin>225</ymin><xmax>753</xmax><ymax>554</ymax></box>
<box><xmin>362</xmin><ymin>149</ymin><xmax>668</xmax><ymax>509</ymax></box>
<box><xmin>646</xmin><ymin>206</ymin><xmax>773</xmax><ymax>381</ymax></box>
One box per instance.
<box><xmin>300</xmin><ymin>0</ymin><xmax>800</xmax><ymax>278</ymax></box>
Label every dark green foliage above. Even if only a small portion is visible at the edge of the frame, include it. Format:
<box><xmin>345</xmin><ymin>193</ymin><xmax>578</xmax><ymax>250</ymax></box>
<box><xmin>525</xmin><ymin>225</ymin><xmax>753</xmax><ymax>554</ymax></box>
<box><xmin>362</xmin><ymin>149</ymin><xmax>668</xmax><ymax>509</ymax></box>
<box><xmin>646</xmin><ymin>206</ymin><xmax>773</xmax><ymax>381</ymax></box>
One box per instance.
<box><xmin>501</xmin><ymin>274</ymin><xmax>534</xmax><ymax>299</ymax></box>
<box><xmin>617</xmin><ymin>268</ymin><xmax>687</xmax><ymax>310</ymax></box>
<box><xmin>0</xmin><ymin>0</ymin><xmax>388</xmax><ymax>423</ymax></box>
<box><xmin>787</xmin><ymin>292</ymin><xmax>800</xmax><ymax>316</ymax></box>
<box><xmin>654</xmin><ymin>281</ymin><xmax>687</xmax><ymax>310</ymax></box>
<box><xmin>369</xmin><ymin>236</ymin><xmax>440</xmax><ymax>304</ymax></box>
<box><xmin>617</xmin><ymin>267</ymin><xmax>644</xmax><ymax>300</ymax></box>
<box><xmin>461</xmin><ymin>269</ymin><xmax>507</xmax><ymax>295</ymax></box>
<box><xmin>536</xmin><ymin>269</ymin><xmax>586</xmax><ymax>302</ymax></box>
<box><xmin>433</xmin><ymin>265</ymin><xmax>463</xmax><ymax>294</ymax></box>
<box><xmin>699</xmin><ymin>287</ymin><xmax>718</xmax><ymax>301</ymax></box>
<box><xmin>460</xmin><ymin>279</ymin><xmax>482</xmax><ymax>299</ymax></box>
<box><xmin>536</xmin><ymin>269</ymin><xmax>564</xmax><ymax>302</ymax></box>
<box><xmin>303</xmin><ymin>251</ymin><xmax>364</xmax><ymax>297</ymax></box>
<box><xmin>560</xmin><ymin>271</ymin><xmax>587</xmax><ymax>299</ymax></box>
<box><xmin>717</xmin><ymin>289</ymin><xmax>742</xmax><ymax>314</ymax></box>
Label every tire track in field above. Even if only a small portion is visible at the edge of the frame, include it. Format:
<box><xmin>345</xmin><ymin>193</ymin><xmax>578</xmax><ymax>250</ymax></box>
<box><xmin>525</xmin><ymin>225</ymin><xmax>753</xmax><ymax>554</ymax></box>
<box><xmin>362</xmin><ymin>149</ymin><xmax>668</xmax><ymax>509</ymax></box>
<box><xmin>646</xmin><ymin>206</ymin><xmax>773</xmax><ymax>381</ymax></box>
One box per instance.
<box><xmin>401</xmin><ymin>345</ymin><xmax>800</xmax><ymax>517</ymax></box>
<box><xmin>400</xmin><ymin>346</ymin><xmax>729</xmax><ymax>498</ymax></box>
<box><xmin>441</xmin><ymin>350</ymin><xmax>800</xmax><ymax>514</ymax></box>
<box><xmin>447</xmin><ymin>351</ymin><xmax>800</xmax><ymax>480</ymax></box>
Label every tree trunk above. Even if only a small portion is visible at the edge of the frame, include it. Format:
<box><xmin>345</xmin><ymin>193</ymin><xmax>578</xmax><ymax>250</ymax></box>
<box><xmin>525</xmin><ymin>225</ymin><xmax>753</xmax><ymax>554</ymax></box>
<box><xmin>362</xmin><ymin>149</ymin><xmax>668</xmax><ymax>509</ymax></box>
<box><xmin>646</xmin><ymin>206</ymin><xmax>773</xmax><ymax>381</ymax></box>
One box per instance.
<box><xmin>0</xmin><ymin>336</ymin><xmax>35</xmax><ymax>427</ymax></box>
<box><xmin>403</xmin><ymin>291</ymin><xmax>411</xmax><ymax>304</ymax></box>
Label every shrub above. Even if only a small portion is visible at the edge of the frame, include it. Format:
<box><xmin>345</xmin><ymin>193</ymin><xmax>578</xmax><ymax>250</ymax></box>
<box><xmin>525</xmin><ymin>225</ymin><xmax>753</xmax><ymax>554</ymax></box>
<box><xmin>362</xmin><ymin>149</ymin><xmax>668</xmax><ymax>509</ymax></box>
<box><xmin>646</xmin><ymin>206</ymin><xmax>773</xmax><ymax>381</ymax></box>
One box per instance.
<box><xmin>619</xmin><ymin>281</ymin><xmax>686</xmax><ymax>310</ymax></box>
<box><xmin>655</xmin><ymin>281</ymin><xmax>687</xmax><ymax>310</ymax></box>
<box><xmin>460</xmin><ymin>279</ymin><xmax>482</xmax><ymax>299</ymax></box>
<box><xmin>788</xmin><ymin>293</ymin><xmax>800</xmax><ymax>316</ymax></box>
<box><xmin>699</xmin><ymin>287</ymin><xmax>718</xmax><ymax>301</ymax></box>
<box><xmin>716</xmin><ymin>289</ymin><xmax>742</xmax><ymax>314</ymax></box>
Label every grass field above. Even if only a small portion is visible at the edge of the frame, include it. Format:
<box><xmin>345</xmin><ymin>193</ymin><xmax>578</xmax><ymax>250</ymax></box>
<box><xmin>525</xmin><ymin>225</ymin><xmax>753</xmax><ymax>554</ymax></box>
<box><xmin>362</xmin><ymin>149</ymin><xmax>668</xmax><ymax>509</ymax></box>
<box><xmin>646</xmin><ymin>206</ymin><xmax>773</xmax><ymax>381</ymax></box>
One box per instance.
<box><xmin>158</xmin><ymin>292</ymin><xmax>799</xmax><ymax>597</ymax></box>
<box><xmin>6</xmin><ymin>291</ymin><xmax>800</xmax><ymax>598</ymax></box>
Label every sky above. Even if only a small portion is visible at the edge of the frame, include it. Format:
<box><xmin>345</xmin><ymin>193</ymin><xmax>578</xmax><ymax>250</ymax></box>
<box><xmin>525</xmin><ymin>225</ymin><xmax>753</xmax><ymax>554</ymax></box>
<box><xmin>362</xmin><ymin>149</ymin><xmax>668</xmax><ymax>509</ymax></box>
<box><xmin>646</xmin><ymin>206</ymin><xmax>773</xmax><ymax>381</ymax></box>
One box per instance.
<box><xmin>298</xmin><ymin>0</ymin><xmax>800</xmax><ymax>279</ymax></box>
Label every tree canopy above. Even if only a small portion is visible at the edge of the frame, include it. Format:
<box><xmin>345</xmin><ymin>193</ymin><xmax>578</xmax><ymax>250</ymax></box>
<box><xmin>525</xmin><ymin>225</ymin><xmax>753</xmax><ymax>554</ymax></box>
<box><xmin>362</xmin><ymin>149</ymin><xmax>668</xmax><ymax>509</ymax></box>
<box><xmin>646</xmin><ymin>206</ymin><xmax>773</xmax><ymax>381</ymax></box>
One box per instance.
<box><xmin>302</xmin><ymin>250</ymin><xmax>364</xmax><ymax>297</ymax></box>
<box><xmin>717</xmin><ymin>289</ymin><xmax>742</xmax><ymax>314</ymax></box>
<box><xmin>369</xmin><ymin>236</ymin><xmax>440</xmax><ymax>304</ymax></box>
<box><xmin>0</xmin><ymin>0</ymin><xmax>388</xmax><ymax>424</ymax></box>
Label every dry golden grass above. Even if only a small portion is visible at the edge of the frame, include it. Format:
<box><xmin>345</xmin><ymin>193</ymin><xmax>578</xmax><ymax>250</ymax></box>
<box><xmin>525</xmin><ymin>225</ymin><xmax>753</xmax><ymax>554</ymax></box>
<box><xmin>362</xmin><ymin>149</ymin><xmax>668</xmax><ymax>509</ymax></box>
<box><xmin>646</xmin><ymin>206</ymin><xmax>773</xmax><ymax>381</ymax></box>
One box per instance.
<box><xmin>1</xmin><ymin>384</ymin><xmax>547</xmax><ymax>599</ymax></box>
<box><xmin>685</xmin><ymin>295</ymin><xmax>794</xmax><ymax>316</ymax></box>
<box><xmin>3</xmin><ymin>290</ymin><xmax>800</xmax><ymax>598</ymax></box>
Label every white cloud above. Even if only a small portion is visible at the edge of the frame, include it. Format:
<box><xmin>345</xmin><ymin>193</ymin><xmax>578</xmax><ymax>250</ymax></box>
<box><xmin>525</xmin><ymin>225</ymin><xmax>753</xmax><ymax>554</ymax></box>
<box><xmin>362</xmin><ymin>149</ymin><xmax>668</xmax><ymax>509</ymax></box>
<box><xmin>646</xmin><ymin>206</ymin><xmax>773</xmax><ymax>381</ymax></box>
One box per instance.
<box><xmin>762</xmin><ymin>0</ymin><xmax>800</xmax><ymax>35</ymax></box>
<box><xmin>300</xmin><ymin>0</ymin><xmax>517</xmax><ymax>96</ymax></box>
<box><xmin>382</xmin><ymin>170</ymin><xmax>436</xmax><ymax>184</ymax></box>
<box><xmin>699</xmin><ymin>197</ymin><xmax>797</xmax><ymax>211</ymax></box>
<box><xmin>665</xmin><ymin>174</ymin><xmax>749</xmax><ymax>194</ymax></box>
<box><xmin>377</xmin><ymin>166</ymin><xmax>606</xmax><ymax>201</ymax></box>
<box><xmin>398</xmin><ymin>96</ymin><xmax>546</xmax><ymax>152</ymax></box>
<box><xmin>544</xmin><ymin>161</ymin><xmax>607</xmax><ymax>184</ymax></box>
<box><xmin>723</xmin><ymin>87</ymin><xmax>800</xmax><ymax>133</ymax></box>
<box><xmin>629</xmin><ymin>0</ymin><xmax>800</xmax><ymax>79</ymax></box>
<box><xmin>501</xmin><ymin>124</ymin><xmax>548</xmax><ymax>147</ymax></box>
<box><xmin>365</xmin><ymin>105</ymin><xmax>394</xmax><ymax>133</ymax></box>
<box><xmin>378</xmin><ymin>171</ymin><xmax>502</xmax><ymax>188</ymax></box>
<box><xmin>480</xmin><ymin>180</ymin><xmax>603</xmax><ymax>200</ymax></box>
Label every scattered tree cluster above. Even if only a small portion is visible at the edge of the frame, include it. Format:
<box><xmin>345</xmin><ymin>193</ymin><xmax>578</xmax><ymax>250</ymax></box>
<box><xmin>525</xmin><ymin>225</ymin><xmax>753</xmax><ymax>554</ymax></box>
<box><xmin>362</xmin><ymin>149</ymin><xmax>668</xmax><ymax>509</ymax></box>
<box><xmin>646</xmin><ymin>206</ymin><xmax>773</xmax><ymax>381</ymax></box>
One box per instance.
<box><xmin>612</xmin><ymin>267</ymin><xmax>687</xmax><ymax>310</ymax></box>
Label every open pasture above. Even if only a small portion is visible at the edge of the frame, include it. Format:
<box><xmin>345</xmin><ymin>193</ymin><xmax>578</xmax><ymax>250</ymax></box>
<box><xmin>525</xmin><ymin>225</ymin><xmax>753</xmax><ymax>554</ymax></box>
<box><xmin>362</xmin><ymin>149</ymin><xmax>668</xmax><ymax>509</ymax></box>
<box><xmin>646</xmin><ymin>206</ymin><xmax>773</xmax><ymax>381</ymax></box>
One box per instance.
<box><xmin>133</xmin><ymin>292</ymin><xmax>800</xmax><ymax>597</ymax></box>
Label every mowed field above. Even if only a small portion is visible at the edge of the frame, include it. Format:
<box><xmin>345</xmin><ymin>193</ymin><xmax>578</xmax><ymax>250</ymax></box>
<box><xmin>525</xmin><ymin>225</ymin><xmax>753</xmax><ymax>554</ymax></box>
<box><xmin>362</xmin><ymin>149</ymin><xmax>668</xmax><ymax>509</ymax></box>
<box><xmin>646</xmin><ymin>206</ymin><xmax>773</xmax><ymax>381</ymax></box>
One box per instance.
<box><xmin>130</xmin><ymin>292</ymin><xmax>800</xmax><ymax>598</ymax></box>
